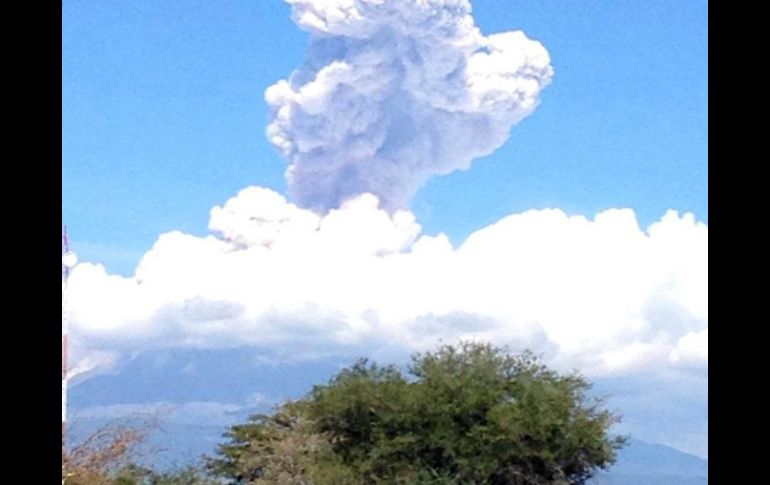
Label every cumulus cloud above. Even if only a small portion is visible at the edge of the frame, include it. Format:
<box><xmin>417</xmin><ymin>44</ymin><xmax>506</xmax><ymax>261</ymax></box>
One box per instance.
<box><xmin>67</xmin><ymin>187</ymin><xmax>707</xmax><ymax>380</ymax></box>
<box><xmin>266</xmin><ymin>0</ymin><xmax>553</xmax><ymax>210</ymax></box>
<box><xmin>670</xmin><ymin>329</ymin><xmax>708</xmax><ymax>366</ymax></box>
<box><xmin>63</xmin><ymin>0</ymin><xmax>706</xmax><ymax>460</ymax></box>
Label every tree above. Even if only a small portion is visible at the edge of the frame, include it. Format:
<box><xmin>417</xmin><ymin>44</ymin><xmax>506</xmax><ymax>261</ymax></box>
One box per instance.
<box><xmin>210</xmin><ymin>342</ymin><xmax>626</xmax><ymax>484</ymax></box>
<box><xmin>63</xmin><ymin>421</ymin><xmax>152</xmax><ymax>485</ymax></box>
<box><xmin>208</xmin><ymin>400</ymin><xmax>359</xmax><ymax>484</ymax></box>
<box><xmin>112</xmin><ymin>463</ymin><xmax>220</xmax><ymax>485</ymax></box>
<box><xmin>62</xmin><ymin>419</ymin><xmax>218</xmax><ymax>485</ymax></box>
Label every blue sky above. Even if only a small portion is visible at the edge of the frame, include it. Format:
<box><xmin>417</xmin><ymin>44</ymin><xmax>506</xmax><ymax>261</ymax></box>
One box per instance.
<box><xmin>62</xmin><ymin>0</ymin><xmax>708</xmax><ymax>461</ymax></box>
<box><xmin>63</xmin><ymin>0</ymin><xmax>707</xmax><ymax>275</ymax></box>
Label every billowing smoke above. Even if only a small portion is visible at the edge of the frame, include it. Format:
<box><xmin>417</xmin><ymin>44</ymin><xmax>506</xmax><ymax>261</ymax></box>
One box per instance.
<box><xmin>64</xmin><ymin>1</ymin><xmax>707</xmax><ymax>382</ymax></box>
<box><xmin>64</xmin><ymin>1</ymin><xmax>706</xmax><ymax>458</ymax></box>
<box><xmin>266</xmin><ymin>0</ymin><xmax>553</xmax><ymax>211</ymax></box>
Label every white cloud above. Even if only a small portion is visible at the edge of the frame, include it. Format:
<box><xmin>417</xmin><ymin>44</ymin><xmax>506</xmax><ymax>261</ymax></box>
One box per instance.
<box><xmin>670</xmin><ymin>328</ymin><xmax>708</xmax><ymax>366</ymax></box>
<box><xmin>67</xmin><ymin>187</ymin><xmax>707</xmax><ymax>380</ymax></box>
<box><xmin>67</xmin><ymin>348</ymin><xmax>119</xmax><ymax>382</ymax></box>
<box><xmin>267</xmin><ymin>0</ymin><xmax>553</xmax><ymax>210</ymax></box>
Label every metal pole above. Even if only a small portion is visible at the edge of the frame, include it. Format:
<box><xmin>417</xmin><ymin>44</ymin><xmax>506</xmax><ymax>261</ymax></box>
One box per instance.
<box><xmin>62</xmin><ymin>226</ymin><xmax>70</xmax><ymax>451</ymax></box>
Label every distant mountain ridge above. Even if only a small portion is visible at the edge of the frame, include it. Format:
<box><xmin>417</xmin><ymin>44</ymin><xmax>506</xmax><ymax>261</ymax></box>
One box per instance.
<box><xmin>589</xmin><ymin>438</ymin><xmax>707</xmax><ymax>484</ymax></box>
<box><xmin>591</xmin><ymin>475</ymin><xmax>707</xmax><ymax>485</ymax></box>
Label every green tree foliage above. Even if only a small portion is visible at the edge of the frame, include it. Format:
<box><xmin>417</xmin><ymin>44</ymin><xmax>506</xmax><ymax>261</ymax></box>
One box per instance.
<box><xmin>210</xmin><ymin>342</ymin><xmax>626</xmax><ymax>484</ymax></box>
<box><xmin>112</xmin><ymin>464</ymin><xmax>220</xmax><ymax>485</ymax></box>
<box><xmin>208</xmin><ymin>400</ymin><xmax>357</xmax><ymax>484</ymax></box>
